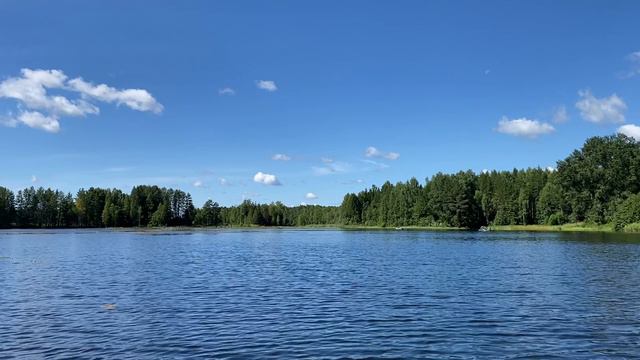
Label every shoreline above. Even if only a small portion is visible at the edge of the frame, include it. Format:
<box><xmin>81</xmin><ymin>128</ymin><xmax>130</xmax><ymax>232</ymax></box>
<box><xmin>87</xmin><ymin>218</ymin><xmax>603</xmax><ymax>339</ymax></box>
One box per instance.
<box><xmin>1</xmin><ymin>223</ymin><xmax>635</xmax><ymax>234</ymax></box>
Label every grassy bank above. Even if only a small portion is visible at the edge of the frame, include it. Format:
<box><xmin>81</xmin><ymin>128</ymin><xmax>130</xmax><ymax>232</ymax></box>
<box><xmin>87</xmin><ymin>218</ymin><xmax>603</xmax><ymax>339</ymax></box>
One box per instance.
<box><xmin>338</xmin><ymin>225</ymin><xmax>465</xmax><ymax>231</ymax></box>
<box><xmin>490</xmin><ymin>223</ymin><xmax>615</xmax><ymax>233</ymax></box>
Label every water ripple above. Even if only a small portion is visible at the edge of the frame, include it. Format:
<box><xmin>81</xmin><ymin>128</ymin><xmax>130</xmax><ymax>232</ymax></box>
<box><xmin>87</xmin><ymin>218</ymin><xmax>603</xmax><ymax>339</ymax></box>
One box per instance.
<box><xmin>1</xmin><ymin>229</ymin><xmax>640</xmax><ymax>358</ymax></box>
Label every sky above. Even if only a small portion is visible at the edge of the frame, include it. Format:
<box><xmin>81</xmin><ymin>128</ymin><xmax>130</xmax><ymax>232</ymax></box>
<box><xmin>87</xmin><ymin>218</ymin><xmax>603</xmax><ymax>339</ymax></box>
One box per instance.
<box><xmin>1</xmin><ymin>0</ymin><xmax>640</xmax><ymax>207</ymax></box>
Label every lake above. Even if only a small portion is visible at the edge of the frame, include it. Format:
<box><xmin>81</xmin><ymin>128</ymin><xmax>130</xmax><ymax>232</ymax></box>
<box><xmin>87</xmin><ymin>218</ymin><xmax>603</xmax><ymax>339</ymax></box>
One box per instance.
<box><xmin>1</xmin><ymin>229</ymin><xmax>639</xmax><ymax>359</ymax></box>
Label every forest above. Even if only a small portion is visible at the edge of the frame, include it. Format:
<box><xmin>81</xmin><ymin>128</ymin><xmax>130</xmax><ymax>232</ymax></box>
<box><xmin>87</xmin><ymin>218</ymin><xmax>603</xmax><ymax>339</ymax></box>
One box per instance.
<box><xmin>1</xmin><ymin>134</ymin><xmax>640</xmax><ymax>231</ymax></box>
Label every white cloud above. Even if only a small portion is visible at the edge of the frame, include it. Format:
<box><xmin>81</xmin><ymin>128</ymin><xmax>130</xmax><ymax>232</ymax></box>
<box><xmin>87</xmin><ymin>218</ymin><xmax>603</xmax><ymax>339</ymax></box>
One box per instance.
<box><xmin>385</xmin><ymin>152</ymin><xmax>400</xmax><ymax>160</ymax></box>
<box><xmin>481</xmin><ymin>169</ymin><xmax>490</xmax><ymax>174</ymax></box>
<box><xmin>253</xmin><ymin>171</ymin><xmax>281</xmax><ymax>185</ymax></box>
<box><xmin>552</xmin><ymin>106</ymin><xmax>569</xmax><ymax>123</ymax></box>
<box><xmin>0</xmin><ymin>69</ymin><xmax>98</xmax><ymax>117</ymax></box>
<box><xmin>365</xmin><ymin>146</ymin><xmax>400</xmax><ymax>160</ymax></box>
<box><xmin>546</xmin><ymin>166</ymin><xmax>557</xmax><ymax>172</ymax></box>
<box><xmin>305</xmin><ymin>192</ymin><xmax>318</xmax><ymax>200</ymax></box>
<box><xmin>3</xmin><ymin>111</ymin><xmax>61</xmax><ymax>133</ymax></box>
<box><xmin>218</xmin><ymin>87</ymin><xmax>236</xmax><ymax>96</ymax></box>
<box><xmin>497</xmin><ymin>117</ymin><xmax>555</xmax><ymax>138</ymax></box>
<box><xmin>272</xmin><ymin>153</ymin><xmax>291</xmax><ymax>161</ymax></box>
<box><xmin>67</xmin><ymin>77</ymin><xmax>163</xmax><ymax>113</ymax></box>
<box><xmin>0</xmin><ymin>68</ymin><xmax>162</xmax><ymax>132</ymax></box>
<box><xmin>321</xmin><ymin>157</ymin><xmax>334</xmax><ymax>163</ymax></box>
<box><xmin>193</xmin><ymin>180</ymin><xmax>204</xmax><ymax>188</ymax></box>
<box><xmin>256</xmin><ymin>80</ymin><xmax>277</xmax><ymax>92</ymax></box>
<box><xmin>618</xmin><ymin>124</ymin><xmax>640</xmax><ymax>141</ymax></box>
<box><xmin>219</xmin><ymin>177</ymin><xmax>230</xmax><ymax>186</ymax></box>
<box><xmin>575</xmin><ymin>90</ymin><xmax>626</xmax><ymax>124</ymax></box>
<box><xmin>31</xmin><ymin>175</ymin><xmax>38</xmax><ymax>183</ymax></box>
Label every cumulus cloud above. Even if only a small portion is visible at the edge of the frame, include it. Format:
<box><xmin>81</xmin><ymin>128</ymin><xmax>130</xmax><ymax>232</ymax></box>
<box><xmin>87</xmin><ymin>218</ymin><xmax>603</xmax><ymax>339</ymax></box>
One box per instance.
<box><xmin>253</xmin><ymin>171</ymin><xmax>281</xmax><ymax>185</ymax></box>
<box><xmin>365</xmin><ymin>146</ymin><xmax>400</xmax><ymax>160</ymax></box>
<box><xmin>497</xmin><ymin>117</ymin><xmax>555</xmax><ymax>138</ymax></box>
<box><xmin>575</xmin><ymin>90</ymin><xmax>626</xmax><ymax>124</ymax></box>
<box><xmin>305</xmin><ymin>192</ymin><xmax>318</xmax><ymax>200</ymax></box>
<box><xmin>272</xmin><ymin>153</ymin><xmax>291</xmax><ymax>161</ymax></box>
<box><xmin>0</xmin><ymin>68</ymin><xmax>162</xmax><ymax>132</ymax></box>
<box><xmin>193</xmin><ymin>180</ymin><xmax>204</xmax><ymax>188</ymax></box>
<box><xmin>256</xmin><ymin>80</ymin><xmax>277</xmax><ymax>92</ymax></box>
<box><xmin>218</xmin><ymin>87</ymin><xmax>236</xmax><ymax>96</ymax></box>
<box><xmin>618</xmin><ymin>124</ymin><xmax>640</xmax><ymax>141</ymax></box>
<box><xmin>552</xmin><ymin>106</ymin><xmax>569</xmax><ymax>123</ymax></box>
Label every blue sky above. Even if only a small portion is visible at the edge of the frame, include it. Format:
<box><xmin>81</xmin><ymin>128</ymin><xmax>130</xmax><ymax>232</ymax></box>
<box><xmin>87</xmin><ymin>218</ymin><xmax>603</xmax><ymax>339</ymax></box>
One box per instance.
<box><xmin>1</xmin><ymin>0</ymin><xmax>640</xmax><ymax>206</ymax></box>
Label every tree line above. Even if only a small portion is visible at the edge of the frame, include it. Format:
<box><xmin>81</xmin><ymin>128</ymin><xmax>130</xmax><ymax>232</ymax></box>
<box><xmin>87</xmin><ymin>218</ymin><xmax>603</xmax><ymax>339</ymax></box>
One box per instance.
<box><xmin>341</xmin><ymin>134</ymin><xmax>640</xmax><ymax>231</ymax></box>
<box><xmin>1</xmin><ymin>134</ymin><xmax>640</xmax><ymax>231</ymax></box>
<box><xmin>0</xmin><ymin>184</ymin><xmax>340</xmax><ymax>228</ymax></box>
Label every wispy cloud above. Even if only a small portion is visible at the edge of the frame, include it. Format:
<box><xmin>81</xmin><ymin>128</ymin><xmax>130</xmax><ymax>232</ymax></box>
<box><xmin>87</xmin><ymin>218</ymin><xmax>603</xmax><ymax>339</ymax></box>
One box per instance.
<box><xmin>621</xmin><ymin>51</ymin><xmax>640</xmax><ymax>78</ymax></box>
<box><xmin>341</xmin><ymin>179</ymin><xmax>365</xmax><ymax>185</ymax></box>
<box><xmin>552</xmin><ymin>106</ymin><xmax>569</xmax><ymax>123</ymax></box>
<box><xmin>272</xmin><ymin>153</ymin><xmax>291</xmax><ymax>161</ymax></box>
<box><xmin>68</xmin><ymin>77</ymin><xmax>163</xmax><ymax>113</ymax></box>
<box><xmin>256</xmin><ymin>80</ymin><xmax>277</xmax><ymax>92</ymax></box>
<box><xmin>103</xmin><ymin>166</ymin><xmax>134</xmax><ymax>173</ymax></box>
<box><xmin>575</xmin><ymin>90</ymin><xmax>626</xmax><ymax>124</ymax></box>
<box><xmin>31</xmin><ymin>175</ymin><xmax>38</xmax><ymax>183</ymax></box>
<box><xmin>362</xmin><ymin>159</ymin><xmax>390</xmax><ymax>170</ymax></box>
<box><xmin>365</xmin><ymin>146</ymin><xmax>400</xmax><ymax>160</ymax></box>
<box><xmin>0</xmin><ymin>68</ymin><xmax>162</xmax><ymax>133</ymax></box>
<box><xmin>312</xmin><ymin>161</ymin><xmax>351</xmax><ymax>176</ymax></box>
<box><xmin>218</xmin><ymin>87</ymin><xmax>236</xmax><ymax>96</ymax></box>
<box><xmin>497</xmin><ymin>117</ymin><xmax>555</xmax><ymax>138</ymax></box>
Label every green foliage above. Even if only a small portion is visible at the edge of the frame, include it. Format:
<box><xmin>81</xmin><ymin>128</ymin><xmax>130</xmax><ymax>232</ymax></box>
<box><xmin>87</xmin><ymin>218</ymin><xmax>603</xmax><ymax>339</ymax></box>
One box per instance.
<box><xmin>149</xmin><ymin>203</ymin><xmax>170</xmax><ymax>227</ymax></box>
<box><xmin>193</xmin><ymin>200</ymin><xmax>222</xmax><ymax>226</ymax></box>
<box><xmin>623</xmin><ymin>222</ymin><xmax>640</xmax><ymax>233</ymax></box>
<box><xmin>15</xmin><ymin>187</ymin><xmax>75</xmax><ymax>228</ymax></box>
<box><xmin>556</xmin><ymin>134</ymin><xmax>640</xmax><ymax>223</ymax></box>
<box><xmin>612</xmin><ymin>194</ymin><xmax>640</xmax><ymax>231</ymax></box>
<box><xmin>0</xmin><ymin>187</ymin><xmax>15</xmax><ymax>228</ymax></box>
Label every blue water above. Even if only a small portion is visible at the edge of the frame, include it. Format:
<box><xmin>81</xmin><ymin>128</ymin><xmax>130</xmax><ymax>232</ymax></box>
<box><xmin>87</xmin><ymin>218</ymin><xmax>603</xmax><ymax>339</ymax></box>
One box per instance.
<box><xmin>1</xmin><ymin>229</ymin><xmax>640</xmax><ymax>359</ymax></box>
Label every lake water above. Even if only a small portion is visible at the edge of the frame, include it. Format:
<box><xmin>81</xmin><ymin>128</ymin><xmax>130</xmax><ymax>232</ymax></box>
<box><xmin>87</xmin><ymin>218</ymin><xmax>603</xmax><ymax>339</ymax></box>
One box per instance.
<box><xmin>1</xmin><ymin>229</ymin><xmax>640</xmax><ymax>359</ymax></box>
